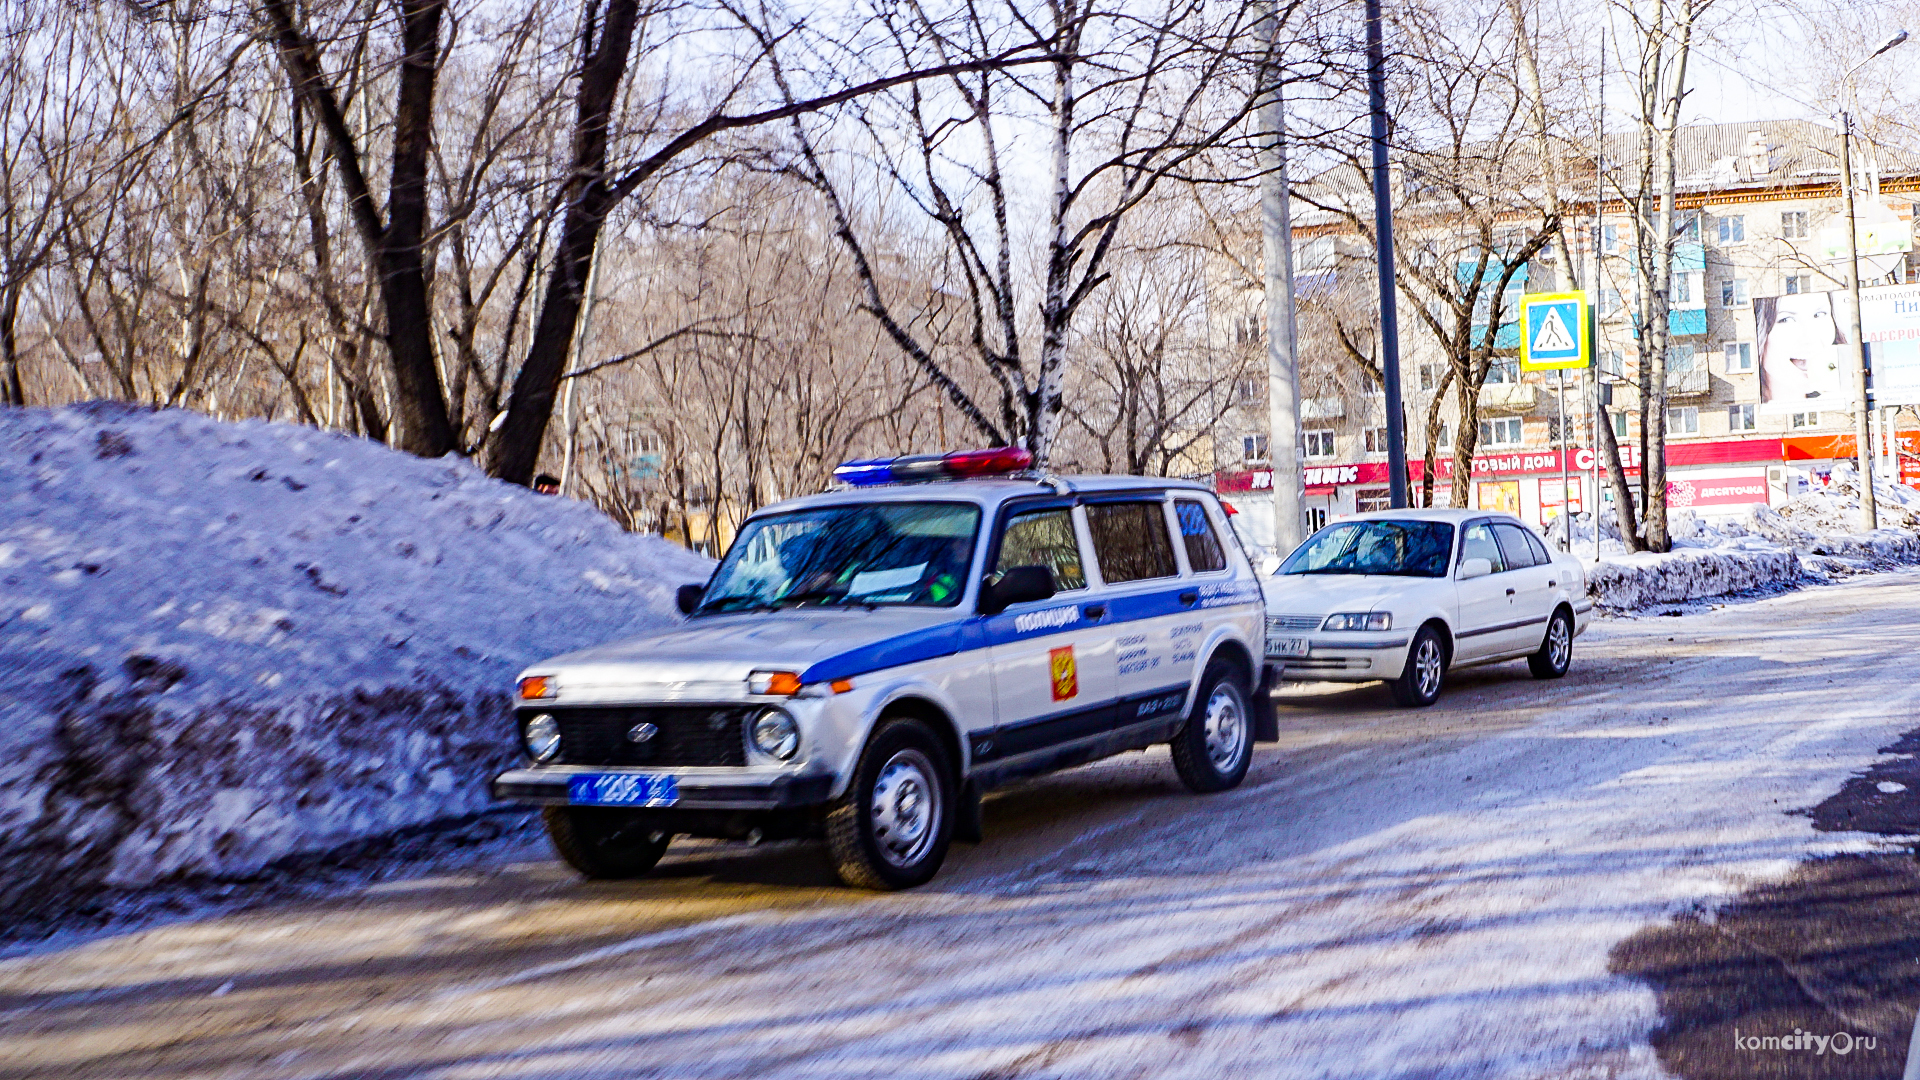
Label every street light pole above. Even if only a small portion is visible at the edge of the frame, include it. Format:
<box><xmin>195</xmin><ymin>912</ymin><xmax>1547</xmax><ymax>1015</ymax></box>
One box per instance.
<box><xmin>1837</xmin><ymin>30</ymin><xmax>1907</xmax><ymax>531</ymax></box>
<box><xmin>1365</xmin><ymin>0</ymin><xmax>1408</xmax><ymax>508</ymax></box>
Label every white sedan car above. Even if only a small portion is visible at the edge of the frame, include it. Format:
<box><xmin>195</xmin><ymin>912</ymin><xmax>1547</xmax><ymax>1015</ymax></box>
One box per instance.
<box><xmin>1261</xmin><ymin>509</ymin><xmax>1592</xmax><ymax>706</ymax></box>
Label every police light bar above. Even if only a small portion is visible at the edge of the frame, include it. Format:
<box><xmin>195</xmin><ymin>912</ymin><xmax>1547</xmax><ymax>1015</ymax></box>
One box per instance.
<box><xmin>833</xmin><ymin>447</ymin><xmax>1034</xmax><ymax>486</ymax></box>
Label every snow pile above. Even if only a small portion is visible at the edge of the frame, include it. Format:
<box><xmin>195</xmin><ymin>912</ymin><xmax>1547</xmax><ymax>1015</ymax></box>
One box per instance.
<box><xmin>1583</xmin><ymin>545</ymin><xmax>1806</xmax><ymax>609</ymax></box>
<box><xmin>1577</xmin><ymin>465</ymin><xmax>1920</xmax><ymax>610</ymax></box>
<box><xmin>0</xmin><ymin>404</ymin><xmax>711</xmax><ymax>924</ymax></box>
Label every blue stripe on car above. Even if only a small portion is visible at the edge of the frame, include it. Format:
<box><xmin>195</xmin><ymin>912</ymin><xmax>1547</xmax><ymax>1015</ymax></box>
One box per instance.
<box><xmin>799</xmin><ymin>583</ymin><xmax>1258</xmax><ymax>684</ymax></box>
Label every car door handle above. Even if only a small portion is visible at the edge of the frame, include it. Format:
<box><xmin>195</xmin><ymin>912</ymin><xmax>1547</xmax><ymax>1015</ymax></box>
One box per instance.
<box><xmin>1179</xmin><ymin>590</ymin><xmax>1199</xmax><ymax>606</ymax></box>
<box><xmin>1505</xmin><ymin>588</ymin><xmax>1516</xmax><ymax>596</ymax></box>
<box><xmin>1083</xmin><ymin>603</ymin><xmax>1107</xmax><ymax>620</ymax></box>
<box><xmin>1548</xmin><ymin>580</ymin><xmax>1557</xmax><ymax>587</ymax></box>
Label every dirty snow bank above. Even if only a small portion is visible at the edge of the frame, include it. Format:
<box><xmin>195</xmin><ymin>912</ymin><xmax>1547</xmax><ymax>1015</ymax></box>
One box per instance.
<box><xmin>1563</xmin><ymin>465</ymin><xmax>1920</xmax><ymax>610</ymax></box>
<box><xmin>0</xmin><ymin>404</ymin><xmax>711</xmax><ymax>924</ymax></box>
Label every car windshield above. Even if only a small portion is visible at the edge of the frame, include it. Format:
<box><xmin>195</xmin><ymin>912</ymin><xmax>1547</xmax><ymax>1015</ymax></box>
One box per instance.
<box><xmin>1277</xmin><ymin>519</ymin><xmax>1455</xmax><ymax>578</ymax></box>
<box><xmin>697</xmin><ymin>502</ymin><xmax>981</xmax><ymax>613</ymax></box>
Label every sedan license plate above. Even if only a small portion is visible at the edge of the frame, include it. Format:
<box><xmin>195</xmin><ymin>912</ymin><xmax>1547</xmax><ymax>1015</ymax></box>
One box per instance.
<box><xmin>568</xmin><ymin>773</ymin><xmax>679</xmax><ymax>807</ymax></box>
<box><xmin>1266</xmin><ymin>636</ymin><xmax>1311</xmax><ymax>658</ymax></box>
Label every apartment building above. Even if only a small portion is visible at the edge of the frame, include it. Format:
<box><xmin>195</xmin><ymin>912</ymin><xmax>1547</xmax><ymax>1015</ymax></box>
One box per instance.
<box><xmin>1215</xmin><ymin>120</ymin><xmax>1920</xmax><ymax>532</ymax></box>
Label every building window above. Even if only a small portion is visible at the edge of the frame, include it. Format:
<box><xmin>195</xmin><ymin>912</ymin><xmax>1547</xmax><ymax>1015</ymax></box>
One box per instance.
<box><xmin>1598</xmin><ymin>285</ymin><xmax>1625</xmax><ymax>318</ymax></box>
<box><xmin>1717</xmin><ymin>215</ymin><xmax>1746</xmax><ymax>243</ymax></box>
<box><xmin>1304</xmin><ymin>430</ymin><xmax>1335</xmax><ymax>458</ymax></box>
<box><xmin>1600</xmin><ymin>349</ymin><xmax>1627</xmax><ymax>378</ymax></box>
<box><xmin>1728</xmin><ymin>404</ymin><xmax>1757</xmax><ymax>431</ymax></box>
<box><xmin>1354</xmin><ymin>488</ymin><xmax>1392</xmax><ymax>514</ymax></box>
<box><xmin>1234</xmin><ymin>315</ymin><xmax>1262</xmax><ymax>345</ymax></box>
<box><xmin>1666</xmin><ymin>406</ymin><xmax>1699</xmax><ymax>435</ymax></box>
<box><xmin>1418</xmin><ymin>363</ymin><xmax>1441</xmax><ymax>391</ymax></box>
<box><xmin>1485</xmin><ymin>357</ymin><xmax>1520</xmax><ymax>384</ymax></box>
<box><xmin>1667</xmin><ymin>344</ymin><xmax>1697</xmax><ymax>373</ymax></box>
<box><xmin>1678</xmin><ymin>211</ymin><xmax>1701</xmax><ymax>243</ymax></box>
<box><xmin>1602</xmin><ymin>224</ymin><xmax>1620</xmax><ymax>253</ymax></box>
<box><xmin>1724</xmin><ymin>342</ymin><xmax>1753</xmax><ymax>373</ymax></box>
<box><xmin>1242</xmin><ymin>433</ymin><xmax>1269</xmax><ymax>464</ymax></box>
<box><xmin>1610</xmin><ymin>412</ymin><xmax>1629</xmax><ymax>439</ymax></box>
<box><xmin>1435</xmin><ymin>421</ymin><xmax>1451</xmax><ymax>450</ymax></box>
<box><xmin>1547</xmin><ymin>416</ymin><xmax>1569</xmax><ymax>445</ymax></box>
<box><xmin>1785</xmin><ymin>273</ymin><xmax>1813</xmax><ymax>295</ymax></box>
<box><xmin>1672</xmin><ymin>274</ymin><xmax>1693</xmax><ymax>304</ymax></box>
<box><xmin>1480</xmin><ymin>416</ymin><xmax>1523</xmax><ymax>447</ymax></box>
<box><xmin>1236</xmin><ymin>377</ymin><xmax>1264</xmax><ymax>404</ymax></box>
<box><xmin>1792</xmin><ymin>411</ymin><xmax>1819</xmax><ymax>428</ymax></box>
<box><xmin>1721</xmin><ymin>279</ymin><xmax>1749</xmax><ymax>307</ymax></box>
<box><xmin>1782</xmin><ymin>211</ymin><xmax>1809</xmax><ymax>239</ymax></box>
<box><xmin>1364</xmin><ymin>426</ymin><xmax>1390</xmax><ymax>454</ymax></box>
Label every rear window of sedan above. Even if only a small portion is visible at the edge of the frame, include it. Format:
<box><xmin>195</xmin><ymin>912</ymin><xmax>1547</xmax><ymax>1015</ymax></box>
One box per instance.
<box><xmin>1278</xmin><ymin>520</ymin><xmax>1456</xmax><ymax>578</ymax></box>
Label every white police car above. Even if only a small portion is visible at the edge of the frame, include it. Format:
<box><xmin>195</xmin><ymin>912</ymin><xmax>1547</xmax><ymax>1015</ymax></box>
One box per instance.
<box><xmin>492</xmin><ymin>449</ymin><xmax>1271</xmax><ymax>889</ymax></box>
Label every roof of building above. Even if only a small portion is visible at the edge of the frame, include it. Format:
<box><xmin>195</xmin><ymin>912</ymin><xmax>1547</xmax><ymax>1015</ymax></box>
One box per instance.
<box><xmin>1585</xmin><ymin>119</ymin><xmax>1920</xmax><ymax>196</ymax></box>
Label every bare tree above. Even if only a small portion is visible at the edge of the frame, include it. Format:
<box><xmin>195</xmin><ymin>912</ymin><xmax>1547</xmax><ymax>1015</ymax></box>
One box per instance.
<box><xmin>786</xmin><ymin>0</ymin><xmax>1289</xmax><ymax>465</ymax></box>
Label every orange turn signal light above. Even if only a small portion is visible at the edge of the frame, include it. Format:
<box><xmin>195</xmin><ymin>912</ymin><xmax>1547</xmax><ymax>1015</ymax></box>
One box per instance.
<box><xmin>830</xmin><ymin>679</ymin><xmax>855</xmax><ymax>694</ymax></box>
<box><xmin>749</xmin><ymin>670</ymin><xmax>804</xmax><ymax>696</ymax></box>
<box><xmin>518</xmin><ymin>675</ymin><xmax>554</xmax><ymax>700</ymax></box>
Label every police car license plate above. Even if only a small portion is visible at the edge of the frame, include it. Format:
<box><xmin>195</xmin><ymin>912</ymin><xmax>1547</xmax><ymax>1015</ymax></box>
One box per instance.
<box><xmin>1266</xmin><ymin>637</ymin><xmax>1310</xmax><ymax>658</ymax></box>
<box><xmin>568</xmin><ymin>773</ymin><xmax>678</xmax><ymax>807</ymax></box>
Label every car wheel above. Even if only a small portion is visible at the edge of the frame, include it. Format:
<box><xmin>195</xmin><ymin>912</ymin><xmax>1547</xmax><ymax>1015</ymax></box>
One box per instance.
<box><xmin>1528</xmin><ymin>607</ymin><xmax>1574</xmax><ymax>679</ymax></box>
<box><xmin>1170</xmin><ymin>659</ymin><xmax>1254</xmax><ymax>793</ymax></box>
<box><xmin>1390</xmin><ymin>625</ymin><xmax>1446</xmax><ymax>707</ymax></box>
<box><xmin>825</xmin><ymin>718</ymin><xmax>952</xmax><ymax>890</ymax></box>
<box><xmin>543</xmin><ymin>807</ymin><xmax>672</xmax><ymax>879</ymax></box>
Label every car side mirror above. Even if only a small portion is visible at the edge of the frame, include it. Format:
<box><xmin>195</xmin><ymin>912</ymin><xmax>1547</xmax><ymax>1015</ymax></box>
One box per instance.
<box><xmin>979</xmin><ymin>565</ymin><xmax>1056</xmax><ymax>616</ymax></box>
<box><xmin>1457</xmin><ymin>557</ymin><xmax>1493</xmax><ymax>580</ymax></box>
<box><xmin>676</xmin><ymin>583</ymin><xmax>705</xmax><ymax>614</ymax></box>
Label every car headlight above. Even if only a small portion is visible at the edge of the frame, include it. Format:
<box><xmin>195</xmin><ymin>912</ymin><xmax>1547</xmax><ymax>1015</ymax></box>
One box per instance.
<box><xmin>523</xmin><ymin>713</ymin><xmax>561</xmax><ymax>762</ymax></box>
<box><xmin>1323</xmin><ymin>611</ymin><xmax>1391</xmax><ymax>632</ymax></box>
<box><xmin>751</xmin><ymin>707</ymin><xmax>801</xmax><ymax>760</ymax></box>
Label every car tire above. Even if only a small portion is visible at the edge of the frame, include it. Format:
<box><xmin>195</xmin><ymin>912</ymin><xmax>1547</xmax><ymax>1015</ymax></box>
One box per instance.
<box><xmin>543</xmin><ymin>807</ymin><xmax>672</xmax><ymax>880</ymax></box>
<box><xmin>1170</xmin><ymin>659</ymin><xmax>1255</xmax><ymax>793</ymax></box>
<box><xmin>1390</xmin><ymin>625</ymin><xmax>1447</xmax><ymax>707</ymax></box>
<box><xmin>1528</xmin><ymin>607</ymin><xmax>1574</xmax><ymax>679</ymax></box>
<box><xmin>824</xmin><ymin>718</ymin><xmax>952</xmax><ymax>890</ymax></box>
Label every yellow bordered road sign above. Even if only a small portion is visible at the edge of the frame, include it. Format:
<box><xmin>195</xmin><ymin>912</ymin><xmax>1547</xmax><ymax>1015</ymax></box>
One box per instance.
<box><xmin>1518</xmin><ymin>292</ymin><xmax>1591</xmax><ymax>371</ymax></box>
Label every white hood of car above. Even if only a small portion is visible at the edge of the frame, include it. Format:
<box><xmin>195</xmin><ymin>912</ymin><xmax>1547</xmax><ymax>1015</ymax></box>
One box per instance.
<box><xmin>1262</xmin><ymin>573</ymin><xmax>1438</xmax><ymax>614</ymax></box>
<box><xmin>524</xmin><ymin>607</ymin><xmax>965</xmax><ymax>700</ymax></box>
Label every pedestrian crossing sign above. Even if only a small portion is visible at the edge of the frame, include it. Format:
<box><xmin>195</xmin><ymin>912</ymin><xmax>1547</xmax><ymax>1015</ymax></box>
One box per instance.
<box><xmin>1518</xmin><ymin>292</ymin><xmax>1590</xmax><ymax>371</ymax></box>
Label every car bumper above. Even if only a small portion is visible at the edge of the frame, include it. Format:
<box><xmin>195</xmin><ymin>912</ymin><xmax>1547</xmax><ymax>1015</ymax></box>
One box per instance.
<box><xmin>1271</xmin><ymin>634</ymin><xmax>1409</xmax><ymax>682</ymax></box>
<box><xmin>492</xmin><ymin>766</ymin><xmax>835</xmax><ymax>810</ymax></box>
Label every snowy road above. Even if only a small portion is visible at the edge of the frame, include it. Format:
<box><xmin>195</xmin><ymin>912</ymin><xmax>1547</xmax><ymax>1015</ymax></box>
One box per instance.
<box><xmin>6</xmin><ymin>573</ymin><xmax>1920</xmax><ymax>1079</ymax></box>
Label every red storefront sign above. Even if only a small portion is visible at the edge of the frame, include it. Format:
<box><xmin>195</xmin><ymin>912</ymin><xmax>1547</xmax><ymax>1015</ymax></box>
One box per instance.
<box><xmin>1666</xmin><ymin>471</ymin><xmax>1770</xmax><ymax>508</ymax></box>
<box><xmin>1215</xmin><ymin>436</ymin><xmax>1838</xmax><ymax>493</ymax></box>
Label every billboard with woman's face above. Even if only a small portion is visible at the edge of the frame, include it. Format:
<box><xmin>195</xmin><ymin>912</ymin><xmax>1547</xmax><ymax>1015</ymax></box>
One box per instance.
<box><xmin>1754</xmin><ymin>292</ymin><xmax>1847</xmax><ymax>413</ymax></box>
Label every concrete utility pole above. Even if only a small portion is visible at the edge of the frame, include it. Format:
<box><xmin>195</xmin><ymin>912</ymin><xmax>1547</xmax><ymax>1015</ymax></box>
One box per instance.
<box><xmin>1839</xmin><ymin>110</ymin><xmax>1879</xmax><ymax>532</ymax></box>
<box><xmin>1261</xmin><ymin>8</ymin><xmax>1305</xmax><ymax>556</ymax></box>
<box><xmin>1364</xmin><ymin>0</ymin><xmax>1408</xmax><ymax>508</ymax></box>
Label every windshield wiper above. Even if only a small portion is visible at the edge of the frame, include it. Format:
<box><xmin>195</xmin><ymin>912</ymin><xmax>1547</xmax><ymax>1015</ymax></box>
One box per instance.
<box><xmin>696</xmin><ymin>593</ymin><xmax>777</xmax><ymax>614</ymax></box>
<box><xmin>775</xmin><ymin>587</ymin><xmax>850</xmax><ymax>608</ymax></box>
<box><xmin>1288</xmin><ymin>566</ymin><xmax>1357</xmax><ymax>575</ymax></box>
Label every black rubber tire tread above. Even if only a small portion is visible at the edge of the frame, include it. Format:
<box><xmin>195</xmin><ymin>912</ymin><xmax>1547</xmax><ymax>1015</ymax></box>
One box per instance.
<box><xmin>824</xmin><ymin>718</ymin><xmax>953</xmax><ymax>890</ymax></box>
<box><xmin>1528</xmin><ymin>607</ymin><xmax>1575</xmax><ymax>679</ymax></box>
<box><xmin>1170</xmin><ymin>658</ymin><xmax>1255</xmax><ymax>794</ymax></box>
<box><xmin>1390</xmin><ymin>625</ymin><xmax>1447</xmax><ymax>708</ymax></box>
<box><xmin>542</xmin><ymin>807</ymin><xmax>672</xmax><ymax>880</ymax></box>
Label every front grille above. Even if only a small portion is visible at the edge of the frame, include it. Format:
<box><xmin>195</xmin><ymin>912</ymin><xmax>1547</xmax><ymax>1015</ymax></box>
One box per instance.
<box><xmin>1268</xmin><ymin>614</ymin><xmax>1323</xmax><ymax>631</ymax></box>
<box><xmin>524</xmin><ymin>705</ymin><xmax>751</xmax><ymax>767</ymax></box>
